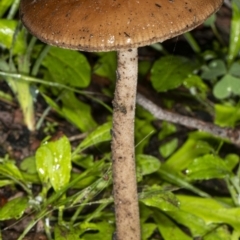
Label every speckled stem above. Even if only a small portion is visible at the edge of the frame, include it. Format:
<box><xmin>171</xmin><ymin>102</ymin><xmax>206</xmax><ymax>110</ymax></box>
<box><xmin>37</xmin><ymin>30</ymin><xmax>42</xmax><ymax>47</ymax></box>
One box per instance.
<box><xmin>112</xmin><ymin>48</ymin><xmax>140</xmax><ymax>240</ymax></box>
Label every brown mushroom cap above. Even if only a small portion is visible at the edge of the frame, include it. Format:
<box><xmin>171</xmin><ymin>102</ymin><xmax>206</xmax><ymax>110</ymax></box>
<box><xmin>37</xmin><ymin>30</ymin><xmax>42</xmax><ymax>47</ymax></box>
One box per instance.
<box><xmin>20</xmin><ymin>0</ymin><xmax>223</xmax><ymax>52</ymax></box>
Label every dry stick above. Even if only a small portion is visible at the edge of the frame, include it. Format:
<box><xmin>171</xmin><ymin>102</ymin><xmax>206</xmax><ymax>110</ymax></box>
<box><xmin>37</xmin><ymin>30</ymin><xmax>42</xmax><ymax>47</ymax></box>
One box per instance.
<box><xmin>137</xmin><ymin>93</ymin><xmax>240</xmax><ymax>146</ymax></box>
<box><xmin>112</xmin><ymin>49</ymin><xmax>140</xmax><ymax>240</ymax></box>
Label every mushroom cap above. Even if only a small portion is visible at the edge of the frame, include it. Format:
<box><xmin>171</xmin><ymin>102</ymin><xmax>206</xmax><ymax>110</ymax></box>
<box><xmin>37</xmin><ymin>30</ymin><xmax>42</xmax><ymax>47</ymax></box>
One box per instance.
<box><xmin>20</xmin><ymin>0</ymin><xmax>223</xmax><ymax>52</ymax></box>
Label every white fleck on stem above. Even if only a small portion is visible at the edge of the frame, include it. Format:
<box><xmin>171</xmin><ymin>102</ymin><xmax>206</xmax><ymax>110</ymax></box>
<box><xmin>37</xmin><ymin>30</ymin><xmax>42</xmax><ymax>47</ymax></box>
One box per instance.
<box><xmin>112</xmin><ymin>48</ymin><xmax>140</xmax><ymax>240</ymax></box>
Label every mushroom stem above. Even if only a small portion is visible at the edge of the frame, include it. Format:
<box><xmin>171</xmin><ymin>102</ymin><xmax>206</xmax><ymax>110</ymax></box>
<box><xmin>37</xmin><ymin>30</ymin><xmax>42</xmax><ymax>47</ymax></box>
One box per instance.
<box><xmin>112</xmin><ymin>48</ymin><xmax>140</xmax><ymax>240</ymax></box>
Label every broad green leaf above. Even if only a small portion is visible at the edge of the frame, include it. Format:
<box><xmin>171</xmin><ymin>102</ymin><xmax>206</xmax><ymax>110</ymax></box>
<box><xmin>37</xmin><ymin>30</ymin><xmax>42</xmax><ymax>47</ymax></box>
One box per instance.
<box><xmin>46</xmin><ymin>136</ymin><xmax>71</xmax><ymax>191</ymax></box>
<box><xmin>229</xmin><ymin>61</ymin><xmax>240</xmax><ymax>77</ymax></box>
<box><xmin>0</xmin><ymin>160</ymin><xmax>24</xmax><ymax>181</ymax></box>
<box><xmin>158</xmin><ymin>121</ymin><xmax>178</xmax><ymax>157</ymax></box>
<box><xmin>140</xmin><ymin>202</ymin><xmax>154</xmax><ymax>223</ymax></box>
<box><xmin>94</xmin><ymin>52</ymin><xmax>117</xmax><ymax>81</ymax></box>
<box><xmin>42</xmin><ymin>47</ymin><xmax>90</xmax><ymax>87</ymax></box>
<box><xmin>213</xmin><ymin>74</ymin><xmax>240</xmax><ymax>99</ymax></box>
<box><xmin>232</xmin><ymin>229</ymin><xmax>240</xmax><ymax>240</ymax></box>
<box><xmin>0</xmin><ymin>197</ymin><xmax>28</xmax><ymax>220</ymax></box>
<box><xmin>0</xmin><ymin>0</ymin><xmax>14</xmax><ymax>17</ymax></box>
<box><xmin>61</xmin><ymin>91</ymin><xmax>96</xmax><ymax>131</ymax></box>
<box><xmin>54</xmin><ymin>225</ymin><xmax>82</xmax><ymax>240</ymax></box>
<box><xmin>79</xmin><ymin>221</ymin><xmax>114</xmax><ymax>240</ymax></box>
<box><xmin>158</xmin><ymin>167</ymin><xmax>210</xmax><ymax>198</ymax></box>
<box><xmin>136</xmin><ymin>154</ymin><xmax>160</xmax><ymax>176</ymax></box>
<box><xmin>159</xmin><ymin>138</ymin><xmax>178</xmax><ymax>158</ymax></box>
<box><xmin>140</xmin><ymin>185</ymin><xmax>179</xmax><ymax>211</ymax></box>
<box><xmin>204</xmin><ymin>225</ymin><xmax>231</xmax><ymax>240</ymax></box>
<box><xmin>36</xmin><ymin>135</ymin><xmax>71</xmax><ymax>191</ymax></box>
<box><xmin>228</xmin><ymin>2</ymin><xmax>240</xmax><ymax>64</ymax></box>
<box><xmin>20</xmin><ymin>156</ymin><xmax>37</xmax><ymax>174</ymax></box>
<box><xmin>142</xmin><ymin>223</ymin><xmax>157</xmax><ymax>240</ymax></box>
<box><xmin>151</xmin><ymin>55</ymin><xmax>197</xmax><ymax>92</ymax></box>
<box><xmin>201</xmin><ymin>59</ymin><xmax>227</xmax><ymax>81</ymax></box>
<box><xmin>0</xmin><ymin>179</ymin><xmax>14</xmax><ymax>187</ymax></box>
<box><xmin>214</xmin><ymin>104</ymin><xmax>240</xmax><ymax>127</ymax></box>
<box><xmin>225</xmin><ymin>154</ymin><xmax>239</xmax><ymax>171</ymax></box>
<box><xmin>166</xmin><ymin>210</ymin><xmax>217</xmax><ymax>237</ymax></box>
<box><xmin>0</xmin><ymin>19</ymin><xmax>26</xmax><ymax>54</ymax></box>
<box><xmin>154</xmin><ymin>210</ymin><xmax>192</xmax><ymax>240</ymax></box>
<box><xmin>72</xmin><ymin>155</ymin><xmax>94</xmax><ymax>169</ymax></box>
<box><xmin>183</xmin><ymin>75</ymin><xmax>208</xmax><ymax>94</ymax></box>
<box><xmin>35</xmin><ymin>145</ymin><xmax>52</xmax><ymax>184</ymax></box>
<box><xmin>158</xmin><ymin>121</ymin><xmax>176</xmax><ymax>140</ymax></box>
<box><xmin>163</xmin><ymin>138</ymin><xmax>213</xmax><ymax>173</ymax></box>
<box><xmin>178</xmin><ymin>195</ymin><xmax>240</xmax><ymax>229</ymax></box>
<box><xmin>186</xmin><ymin>154</ymin><xmax>231</xmax><ymax>180</ymax></box>
<box><xmin>77</xmin><ymin>122</ymin><xmax>112</xmax><ymax>152</ymax></box>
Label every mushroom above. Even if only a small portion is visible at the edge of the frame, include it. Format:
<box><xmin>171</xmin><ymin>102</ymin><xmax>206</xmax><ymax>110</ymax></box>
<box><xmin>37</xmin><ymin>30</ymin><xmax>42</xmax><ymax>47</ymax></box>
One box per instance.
<box><xmin>20</xmin><ymin>0</ymin><xmax>223</xmax><ymax>239</ymax></box>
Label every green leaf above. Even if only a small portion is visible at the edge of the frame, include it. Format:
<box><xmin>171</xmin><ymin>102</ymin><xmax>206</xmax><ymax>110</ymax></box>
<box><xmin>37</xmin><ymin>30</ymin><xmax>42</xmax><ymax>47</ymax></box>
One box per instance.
<box><xmin>142</xmin><ymin>223</ymin><xmax>157</xmax><ymax>240</ymax></box>
<box><xmin>204</xmin><ymin>225</ymin><xmax>231</xmax><ymax>240</ymax></box>
<box><xmin>54</xmin><ymin>225</ymin><xmax>82</xmax><ymax>240</ymax></box>
<box><xmin>228</xmin><ymin>2</ymin><xmax>240</xmax><ymax>64</ymax></box>
<box><xmin>178</xmin><ymin>195</ymin><xmax>240</xmax><ymax>229</ymax></box>
<box><xmin>159</xmin><ymin>138</ymin><xmax>178</xmax><ymax>158</ymax></box>
<box><xmin>158</xmin><ymin>122</ymin><xmax>178</xmax><ymax>157</ymax></box>
<box><xmin>201</xmin><ymin>59</ymin><xmax>227</xmax><ymax>81</ymax></box>
<box><xmin>35</xmin><ymin>145</ymin><xmax>52</xmax><ymax>184</ymax></box>
<box><xmin>0</xmin><ymin>160</ymin><xmax>24</xmax><ymax>181</ymax></box>
<box><xmin>80</xmin><ymin>221</ymin><xmax>114</xmax><ymax>240</ymax></box>
<box><xmin>154</xmin><ymin>210</ymin><xmax>192</xmax><ymax>240</ymax></box>
<box><xmin>0</xmin><ymin>197</ymin><xmax>28</xmax><ymax>220</ymax></box>
<box><xmin>42</xmin><ymin>47</ymin><xmax>90</xmax><ymax>87</ymax></box>
<box><xmin>214</xmin><ymin>104</ymin><xmax>240</xmax><ymax>127</ymax></box>
<box><xmin>151</xmin><ymin>55</ymin><xmax>197</xmax><ymax>92</ymax></box>
<box><xmin>166</xmin><ymin>210</ymin><xmax>217</xmax><ymax>237</ymax></box>
<box><xmin>136</xmin><ymin>154</ymin><xmax>161</xmax><ymax>176</ymax></box>
<box><xmin>0</xmin><ymin>0</ymin><xmax>14</xmax><ymax>17</ymax></box>
<box><xmin>225</xmin><ymin>154</ymin><xmax>239</xmax><ymax>171</ymax></box>
<box><xmin>213</xmin><ymin>74</ymin><xmax>240</xmax><ymax>99</ymax></box>
<box><xmin>158</xmin><ymin>121</ymin><xmax>176</xmax><ymax>140</ymax></box>
<box><xmin>20</xmin><ymin>156</ymin><xmax>37</xmax><ymax>174</ymax></box>
<box><xmin>0</xmin><ymin>179</ymin><xmax>14</xmax><ymax>187</ymax></box>
<box><xmin>158</xmin><ymin>167</ymin><xmax>210</xmax><ymax>198</ymax></box>
<box><xmin>140</xmin><ymin>185</ymin><xmax>179</xmax><ymax>211</ymax></box>
<box><xmin>94</xmin><ymin>52</ymin><xmax>117</xmax><ymax>81</ymax></box>
<box><xmin>1</xmin><ymin>60</ymin><xmax>35</xmax><ymax>131</ymax></box>
<box><xmin>163</xmin><ymin>138</ymin><xmax>214</xmax><ymax>173</ymax></box>
<box><xmin>41</xmin><ymin>93</ymin><xmax>62</xmax><ymax>114</ymax></box>
<box><xmin>0</xmin><ymin>19</ymin><xmax>26</xmax><ymax>54</ymax></box>
<box><xmin>229</xmin><ymin>61</ymin><xmax>240</xmax><ymax>77</ymax></box>
<box><xmin>36</xmin><ymin>135</ymin><xmax>72</xmax><ymax>191</ymax></box>
<box><xmin>186</xmin><ymin>154</ymin><xmax>231</xmax><ymax>180</ymax></box>
<box><xmin>61</xmin><ymin>91</ymin><xmax>96</xmax><ymax>131</ymax></box>
<box><xmin>72</xmin><ymin>155</ymin><xmax>94</xmax><ymax>169</ymax></box>
<box><xmin>183</xmin><ymin>75</ymin><xmax>208</xmax><ymax>94</ymax></box>
<box><xmin>77</xmin><ymin>122</ymin><xmax>112</xmax><ymax>152</ymax></box>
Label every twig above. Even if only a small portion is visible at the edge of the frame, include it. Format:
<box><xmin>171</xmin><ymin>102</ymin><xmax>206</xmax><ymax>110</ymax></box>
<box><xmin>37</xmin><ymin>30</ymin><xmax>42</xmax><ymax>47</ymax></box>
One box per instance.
<box><xmin>136</xmin><ymin>93</ymin><xmax>240</xmax><ymax>146</ymax></box>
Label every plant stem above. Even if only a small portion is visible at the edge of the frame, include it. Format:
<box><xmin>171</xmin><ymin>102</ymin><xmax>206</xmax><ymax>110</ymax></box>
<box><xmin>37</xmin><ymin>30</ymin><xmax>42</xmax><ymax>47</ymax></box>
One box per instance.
<box><xmin>112</xmin><ymin>48</ymin><xmax>140</xmax><ymax>240</ymax></box>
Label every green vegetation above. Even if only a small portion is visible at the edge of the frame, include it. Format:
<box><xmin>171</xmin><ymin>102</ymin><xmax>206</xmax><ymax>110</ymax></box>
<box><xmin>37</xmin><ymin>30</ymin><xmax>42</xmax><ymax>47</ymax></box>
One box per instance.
<box><xmin>1</xmin><ymin>0</ymin><xmax>240</xmax><ymax>239</ymax></box>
